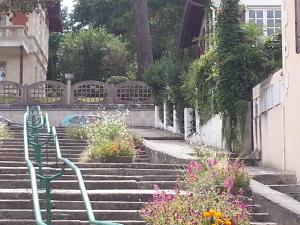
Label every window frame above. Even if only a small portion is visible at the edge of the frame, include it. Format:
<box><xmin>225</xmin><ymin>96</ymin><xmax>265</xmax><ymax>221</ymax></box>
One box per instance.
<box><xmin>0</xmin><ymin>62</ymin><xmax>6</xmax><ymax>82</ymax></box>
<box><xmin>245</xmin><ymin>7</ymin><xmax>282</xmax><ymax>37</ymax></box>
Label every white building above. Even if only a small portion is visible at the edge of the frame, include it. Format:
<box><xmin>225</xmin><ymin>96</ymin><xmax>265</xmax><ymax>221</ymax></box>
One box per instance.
<box><xmin>0</xmin><ymin>3</ymin><xmax>62</xmax><ymax>85</ymax></box>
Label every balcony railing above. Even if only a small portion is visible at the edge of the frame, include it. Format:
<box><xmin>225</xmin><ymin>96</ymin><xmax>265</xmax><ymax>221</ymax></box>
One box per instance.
<box><xmin>0</xmin><ymin>25</ymin><xmax>31</xmax><ymax>53</ymax></box>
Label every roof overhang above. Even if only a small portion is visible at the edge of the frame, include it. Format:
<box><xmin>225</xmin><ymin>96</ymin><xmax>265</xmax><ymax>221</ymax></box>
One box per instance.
<box><xmin>179</xmin><ymin>0</ymin><xmax>207</xmax><ymax>49</ymax></box>
<box><xmin>48</xmin><ymin>2</ymin><xmax>63</xmax><ymax>33</ymax></box>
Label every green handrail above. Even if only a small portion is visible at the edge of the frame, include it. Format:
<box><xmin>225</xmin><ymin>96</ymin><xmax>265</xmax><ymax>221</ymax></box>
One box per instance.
<box><xmin>23</xmin><ymin>112</ymin><xmax>47</xmax><ymax>225</ymax></box>
<box><xmin>24</xmin><ymin>106</ymin><xmax>123</xmax><ymax>225</ymax></box>
<box><xmin>52</xmin><ymin>127</ymin><xmax>122</xmax><ymax>225</ymax></box>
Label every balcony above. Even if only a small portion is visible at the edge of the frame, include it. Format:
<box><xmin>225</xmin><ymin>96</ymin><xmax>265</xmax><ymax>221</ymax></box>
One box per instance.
<box><xmin>0</xmin><ymin>25</ymin><xmax>31</xmax><ymax>54</ymax></box>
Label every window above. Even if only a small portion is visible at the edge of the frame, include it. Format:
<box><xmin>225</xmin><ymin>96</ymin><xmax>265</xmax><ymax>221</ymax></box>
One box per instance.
<box><xmin>0</xmin><ymin>14</ymin><xmax>7</xmax><ymax>26</ymax></box>
<box><xmin>0</xmin><ymin>63</ymin><xmax>6</xmax><ymax>82</ymax></box>
<box><xmin>267</xmin><ymin>10</ymin><xmax>281</xmax><ymax>36</ymax></box>
<box><xmin>247</xmin><ymin>8</ymin><xmax>282</xmax><ymax>36</ymax></box>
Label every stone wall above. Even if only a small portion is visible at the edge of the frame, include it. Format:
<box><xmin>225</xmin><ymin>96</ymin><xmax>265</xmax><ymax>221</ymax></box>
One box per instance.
<box><xmin>0</xmin><ymin>108</ymin><xmax>155</xmax><ymax>127</ymax></box>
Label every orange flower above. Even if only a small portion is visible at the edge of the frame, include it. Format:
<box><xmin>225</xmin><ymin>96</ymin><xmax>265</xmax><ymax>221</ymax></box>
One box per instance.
<box><xmin>215</xmin><ymin>218</ymin><xmax>222</xmax><ymax>224</ymax></box>
<box><xmin>209</xmin><ymin>209</ymin><xmax>216</xmax><ymax>217</ymax></box>
<box><xmin>225</xmin><ymin>220</ymin><xmax>232</xmax><ymax>225</ymax></box>
<box><xmin>203</xmin><ymin>211</ymin><xmax>211</xmax><ymax>218</ymax></box>
<box><xmin>215</xmin><ymin>212</ymin><xmax>222</xmax><ymax>218</ymax></box>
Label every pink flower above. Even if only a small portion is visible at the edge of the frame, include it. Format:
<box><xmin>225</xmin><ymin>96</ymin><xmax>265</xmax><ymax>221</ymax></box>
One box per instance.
<box><xmin>224</xmin><ymin>176</ymin><xmax>234</xmax><ymax>191</ymax></box>
<box><xmin>207</xmin><ymin>158</ymin><xmax>217</xmax><ymax>167</ymax></box>
<box><xmin>187</xmin><ymin>161</ymin><xmax>203</xmax><ymax>175</ymax></box>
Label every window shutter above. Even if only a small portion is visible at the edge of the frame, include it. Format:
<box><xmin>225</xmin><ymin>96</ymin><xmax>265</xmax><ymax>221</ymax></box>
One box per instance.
<box><xmin>296</xmin><ymin>0</ymin><xmax>300</xmax><ymax>53</ymax></box>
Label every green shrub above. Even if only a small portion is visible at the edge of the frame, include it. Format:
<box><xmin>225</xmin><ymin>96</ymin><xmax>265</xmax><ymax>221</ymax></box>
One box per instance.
<box><xmin>84</xmin><ymin>112</ymin><xmax>136</xmax><ymax>158</ymax></box>
<box><xmin>90</xmin><ymin>139</ymin><xmax>134</xmax><ymax>158</ymax></box>
<box><xmin>66</xmin><ymin>127</ymin><xmax>87</xmax><ymax>139</ymax></box>
<box><xmin>106</xmin><ymin>76</ymin><xmax>129</xmax><ymax>85</ymax></box>
<box><xmin>0</xmin><ymin>126</ymin><xmax>10</xmax><ymax>139</ymax></box>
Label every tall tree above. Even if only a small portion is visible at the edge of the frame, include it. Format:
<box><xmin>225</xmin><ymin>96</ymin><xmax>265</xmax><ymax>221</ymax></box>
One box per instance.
<box><xmin>71</xmin><ymin>0</ymin><xmax>185</xmax><ymax>61</ymax></box>
<box><xmin>133</xmin><ymin>0</ymin><xmax>153</xmax><ymax>77</ymax></box>
<box><xmin>57</xmin><ymin>28</ymin><xmax>130</xmax><ymax>82</ymax></box>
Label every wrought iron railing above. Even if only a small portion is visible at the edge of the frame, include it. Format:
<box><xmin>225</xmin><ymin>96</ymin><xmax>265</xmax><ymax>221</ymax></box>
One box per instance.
<box><xmin>24</xmin><ymin>106</ymin><xmax>123</xmax><ymax>225</ymax></box>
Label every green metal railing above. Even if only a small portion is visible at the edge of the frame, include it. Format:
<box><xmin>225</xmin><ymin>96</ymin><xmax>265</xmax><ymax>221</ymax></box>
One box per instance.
<box><xmin>24</xmin><ymin>106</ymin><xmax>123</xmax><ymax>225</ymax></box>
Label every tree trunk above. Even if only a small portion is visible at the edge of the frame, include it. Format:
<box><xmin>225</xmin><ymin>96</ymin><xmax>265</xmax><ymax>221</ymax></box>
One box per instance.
<box><xmin>133</xmin><ymin>0</ymin><xmax>153</xmax><ymax>78</ymax></box>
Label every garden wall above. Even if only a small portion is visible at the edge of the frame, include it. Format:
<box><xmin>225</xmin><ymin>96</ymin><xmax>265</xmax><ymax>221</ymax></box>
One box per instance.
<box><xmin>187</xmin><ymin>112</ymin><xmax>224</xmax><ymax>149</ymax></box>
<box><xmin>0</xmin><ymin>107</ymin><xmax>155</xmax><ymax>127</ymax></box>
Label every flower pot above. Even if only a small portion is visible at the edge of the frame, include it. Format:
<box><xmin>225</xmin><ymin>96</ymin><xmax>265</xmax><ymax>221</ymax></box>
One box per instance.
<box><xmin>88</xmin><ymin>156</ymin><xmax>133</xmax><ymax>163</ymax></box>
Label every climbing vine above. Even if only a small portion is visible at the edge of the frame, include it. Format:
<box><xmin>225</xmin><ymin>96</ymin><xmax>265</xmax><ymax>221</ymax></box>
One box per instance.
<box><xmin>184</xmin><ymin>50</ymin><xmax>218</xmax><ymax>125</ymax></box>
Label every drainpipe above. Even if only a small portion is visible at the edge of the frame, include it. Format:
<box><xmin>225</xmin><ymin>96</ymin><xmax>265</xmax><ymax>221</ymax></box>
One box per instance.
<box><xmin>19</xmin><ymin>45</ymin><xmax>24</xmax><ymax>85</ymax></box>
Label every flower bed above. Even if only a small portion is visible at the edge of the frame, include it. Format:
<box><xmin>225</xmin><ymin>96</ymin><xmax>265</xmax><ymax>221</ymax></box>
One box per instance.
<box><xmin>68</xmin><ymin>113</ymin><xmax>142</xmax><ymax>161</ymax></box>
<box><xmin>0</xmin><ymin>126</ymin><xmax>10</xmax><ymax>139</ymax></box>
<box><xmin>140</xmin><ymin>146</ymin><xmax>251</xmax><ymax>225</ymax></box>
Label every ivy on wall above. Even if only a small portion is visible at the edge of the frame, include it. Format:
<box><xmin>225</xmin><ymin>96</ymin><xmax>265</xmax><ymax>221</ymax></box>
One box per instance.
<box><xmin>144</xmin><ymin>0</ymin><xmax>282</xmax><ymax>151</ymax></box>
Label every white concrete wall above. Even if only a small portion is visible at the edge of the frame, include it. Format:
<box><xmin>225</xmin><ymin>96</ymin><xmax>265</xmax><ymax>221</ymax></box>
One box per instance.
<box><xmin>281</xmin><ymin>0</ymin><xmax>300</xmax><ymax>181</ymax></box>
<box><xmin>253</xmin><ymin>70</ymin><xmax>284</xmax><ymax>170</ymax></box>
<box><xmin>187</xmin><ymin>113</ymin><xmax>224</xmax><ymax>149</ymax></box>
<box><xmin>0</xmin><ymin>109</ymin><xmax>155</xmax><ymax>127</ymax></box>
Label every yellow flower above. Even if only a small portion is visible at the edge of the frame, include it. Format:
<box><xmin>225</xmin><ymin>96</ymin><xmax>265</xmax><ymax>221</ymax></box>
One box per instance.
<box><xmin>225</xmin><ymin>220</ymin><xmax>232</xmax><ymax>225</ymax></box>
<box><xmin>209</xmin><ymin>209</ymin><xmax>216</xmax><ymax>217</ymax></box>
<box><xmin>216</xmin><ymin>218</ymin><xmax>222</xmax><ymax>224</ymax></box>
<box><xmin>203</xmin><ymin>211</ymin><xmax>211</xmax><ymax>218</ymax></box>
<box><xmin>215</xmin><ymin>212</ymin><xmax>222</xmax><ymax>218</ymax></box>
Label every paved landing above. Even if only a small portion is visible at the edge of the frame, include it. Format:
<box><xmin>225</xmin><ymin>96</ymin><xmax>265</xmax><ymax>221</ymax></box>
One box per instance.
<box><xmin>131</xmin><ymin>128</ymin><xmax>183</xmax><ymax>140</ymax></box>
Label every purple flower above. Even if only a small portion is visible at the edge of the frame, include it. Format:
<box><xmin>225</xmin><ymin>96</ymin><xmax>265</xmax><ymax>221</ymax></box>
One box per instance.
<box><xmin>187</xmin><ymin>161</ymin><xmax>203</xmax><ymax>175</ymax></box>
<box><xmin>224</xmin><ymin>176</ymin><xmax>234</xmax><ymax>191</ymax></box>
<box><xmin>207</xmin><ymin>158</ymin><xmax>217</xmax><ymax>167</ymax></box>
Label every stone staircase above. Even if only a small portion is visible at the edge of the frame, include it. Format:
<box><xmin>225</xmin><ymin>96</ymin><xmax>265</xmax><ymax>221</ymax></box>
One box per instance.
<box><xmin>0</xmin><ymin>127</ymin><xmax>276</xmax><ymax>225</ymax></box>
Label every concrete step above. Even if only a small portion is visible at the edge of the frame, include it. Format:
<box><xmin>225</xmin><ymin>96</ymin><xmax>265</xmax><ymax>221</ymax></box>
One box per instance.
<box><xmin>268</xmin><ymin>184</ymin><xmax>300</xmax><ymax>193</ymax></box>
<box><xmin>0</xmin><ymin>189</ymin><xmax>160</xmax><ymax>202</ymax></box>
<box><xmin>0</xmin><ymin>209</ymin><xmax>141</xmax><ymax>220</ymax></box>
<box><xmin>250</xmin><ymin>213</ymin><xmax>271</xmax><ymax>222</ymax></box>
<box><xmin>0</xmin><ymin>161</ymin><xmax>185</xmax><ymax>169</ymax></box>
<box><xmin>0</xmin><ymin>174</ymin><xmax>182</xmax><ymax>181</ymax></box>
<box><xmin>0</xmin><ymin>219</ymin><xmax>146</xmax><ymax>225</ymax></box>
<box><xmin>0</xmin><ymin>199</ymin><xmax>145</xmax><ymax>210</ymax></box>
<box><xmin>0</xmin><ymin>145</ymin><xmax>87</xmax><ymax>149</ymax></box>
<box><xmin>0</xmin><ymin>156</ymin><xmax>80</xmax><ymax>162</ymax></box>
<box><xmin>1</xmin><ymin>139</ymin><xmax>87</xmax><ymax>144</ymax></box>
<box><xmin>0</xmin><ymin>179</ymin><xmax>181</xmax><ymax>190</ymax></box>
<box><xmin>0</xmin><ymin>167</ymin><xmax>183</xmax><ymax>176</ymax></box>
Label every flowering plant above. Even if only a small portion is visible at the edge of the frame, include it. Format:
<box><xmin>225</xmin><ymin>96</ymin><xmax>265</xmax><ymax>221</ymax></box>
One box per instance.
<box><xmin>0</xmin><ymin>126</ymin><xmax>10</xmax><ymax>139</ymax></box>
<box><xmin>141</xmin><ymin>186</ymin><xmax>250</xmax><ymax>225</ymax></box>
<box><xmin>83</xmin><ymin>112</ymin><xmax>136</xmax><ymax>158</ymax></box>
<box><xmin>140</xmin><ymin>146</ymin><xmax>251</xmax><ymax>225</ymax></box>
<box><xmin>66</xmin><ymin>127</ymin><xmax>87</xmax><ymax>139</ymax></box>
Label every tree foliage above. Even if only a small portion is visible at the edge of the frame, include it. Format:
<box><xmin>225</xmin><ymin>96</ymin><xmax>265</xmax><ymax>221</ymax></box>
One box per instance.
<box><xmin>144</xmin><ymin>54</ymin><xmax>191</xmax><ymax>131</ymax></box>
<box><xmin>57</xmin><ymin>27</ymin><xmax>130</xmax><ymax>82</ymax></box>
<box><xmin>71</xmin><ymin>0</ymin><xmax>185</xmax><ymax>59</ymax></box>
<box><xmin>0</xmin><ymin>0</ymin><xmax>59</xmax><ymax>15</ymax></box>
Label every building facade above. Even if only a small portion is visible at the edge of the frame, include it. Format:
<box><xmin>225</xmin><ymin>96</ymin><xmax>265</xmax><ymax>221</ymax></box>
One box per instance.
<box><xmin>175</xmin><ymin>0</ymin><xmax>282</xmax><ymax>150</ymax></box>
<box><xmin>253</xmin><ymin>0</ymin><xmax>300</xmax><ymax>181</ymax></box>
<box><xmin>0</xmin><ymin>3</ymin><xmax>62</xmax><ymax>85</ymax></box>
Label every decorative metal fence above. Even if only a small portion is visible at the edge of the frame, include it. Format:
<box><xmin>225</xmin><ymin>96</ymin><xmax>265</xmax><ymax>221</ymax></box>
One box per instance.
<box><xmin>0</xmin><ymin>80</ymin><xmax>153</xmax><ymax>106</ymax></box>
